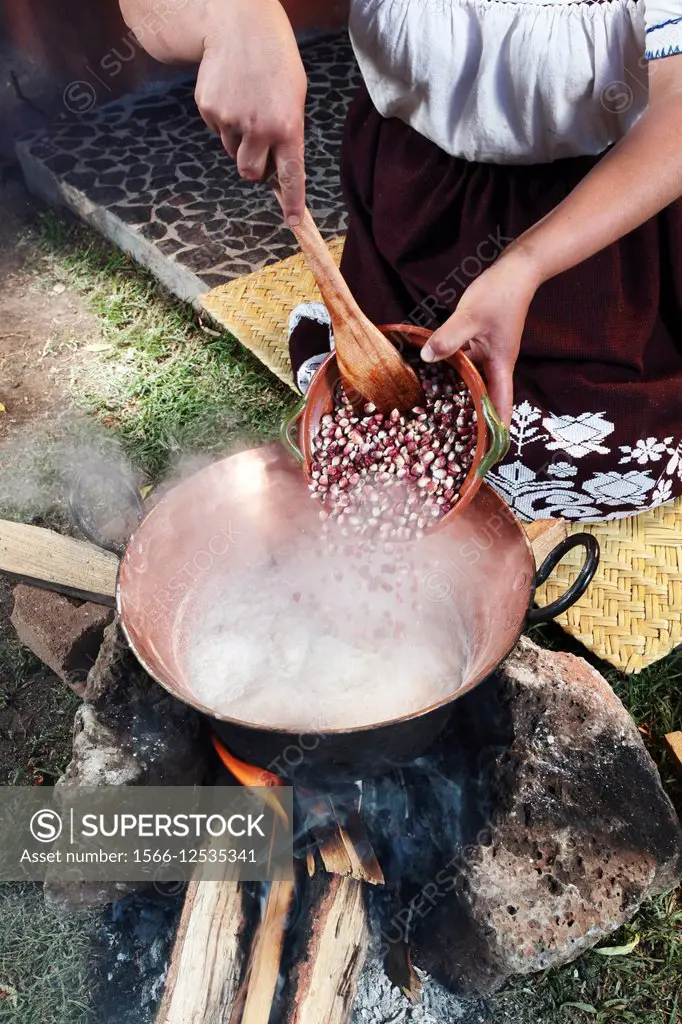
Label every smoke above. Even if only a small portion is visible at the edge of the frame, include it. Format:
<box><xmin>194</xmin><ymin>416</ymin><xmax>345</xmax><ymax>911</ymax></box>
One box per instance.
<box><xmin>172</xmin><ymin>504</ymin><xmax>476</xmax><ymax>735</ymax></box>
<box><xmin>0</xmin><ymin>422</ymin><xmax>233</xmax><ymax>547</ymax></box>
<box><xmin>0</xmin><ymin>422</ymin><xmax>140</xmax><ymax>527</ymax></box>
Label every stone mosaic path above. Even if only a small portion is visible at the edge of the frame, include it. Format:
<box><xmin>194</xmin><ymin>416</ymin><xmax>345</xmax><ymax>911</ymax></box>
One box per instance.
<box><xmin>17</xmin><ymin>34</ymin><xmax>359</xmax><ymax>303</ymax></box>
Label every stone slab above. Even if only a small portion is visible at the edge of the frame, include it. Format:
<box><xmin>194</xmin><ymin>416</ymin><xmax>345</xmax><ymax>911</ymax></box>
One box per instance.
<box><xmin>16</xmin><ymin>33</ymin><xmax>360</xmax><ymax>305</ymax></box>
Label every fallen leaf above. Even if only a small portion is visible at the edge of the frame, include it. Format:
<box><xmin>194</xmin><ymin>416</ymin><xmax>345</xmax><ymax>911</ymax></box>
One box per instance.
<box><xmin>0</xmin><ymin>403</ymin><xmax>5</xmax><ymax>413</ymax></box>
<box><xmin>595</xmin><ymin>933</ymin><xmax>640</xmax><ymax>956</ymax></box>
<box><xmin>0</xmin><ymin>982</ymin><xmax>18</xmax><ymax>1008</ymax></box>
<box><xmin>139</xmin><ymin>485</ymin><xmax>153</xmax><ymax>500</ymax></box>
<box><xmin>560</xmin><ymin>1002</ymin><xmax>597</xmax><ymax>1015</ymax></box>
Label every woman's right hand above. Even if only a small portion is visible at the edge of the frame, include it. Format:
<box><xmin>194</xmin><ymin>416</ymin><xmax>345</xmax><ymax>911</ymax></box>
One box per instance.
<box><xmin>195</xmin><ymin>0</ymin><xmax>308</xmax><ymax>224</ymax></box>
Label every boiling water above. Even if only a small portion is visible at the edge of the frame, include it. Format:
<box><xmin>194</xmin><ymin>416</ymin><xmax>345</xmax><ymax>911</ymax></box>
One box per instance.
<box><xmin>174</xmin><ymin>542</ymin><xmax>470</xmax><ymax>732</ymax></box>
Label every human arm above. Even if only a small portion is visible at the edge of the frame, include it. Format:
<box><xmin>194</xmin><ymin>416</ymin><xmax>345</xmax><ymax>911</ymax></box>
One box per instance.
<box><xmin>421</xmin><ymin>56</ymin><xmax>682</xmax><ymax>424</ymax></box>
<box><xmin>119</xmin><ymin>0</ymin><xmax>348</xmax><ymax>221</ymax></box>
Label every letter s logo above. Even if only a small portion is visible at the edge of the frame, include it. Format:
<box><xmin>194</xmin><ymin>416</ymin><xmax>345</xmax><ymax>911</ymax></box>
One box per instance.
<box><xmin>30</xmin><ymin>809</ymin><xmax>63</xmax><ymax>843</ymax></box>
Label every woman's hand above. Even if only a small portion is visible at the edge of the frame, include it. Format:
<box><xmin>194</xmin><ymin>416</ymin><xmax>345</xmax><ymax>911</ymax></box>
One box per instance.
<box><xmin>120</xmin><ymin>0</ymin><xmax>309</xmax><ymax>223</ymax></box>
<box><xmin>195</xmin><ymin>0</ymin><xmax>308</xmax><ymax>223</ymax></box>
<box><xmin>420</xmin><ymin>56</ymin><xmax>682</xmax><ymax>425</ymax></box>
<box><xmin>421</xmin><ymin>250</ymin><xmax>541</xmax><ymax>425</ymax></box>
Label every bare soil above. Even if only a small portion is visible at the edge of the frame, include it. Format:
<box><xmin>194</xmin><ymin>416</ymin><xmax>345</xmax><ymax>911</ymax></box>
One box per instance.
<box><xmin>0</xmin><ymin>169</ymin><xmax>100</xmax><ymax>785</ymax></box>
<box><xmin>0</xmin><ymin>169</ymin><xmax>104</xmax><ymax>442</ymax></box>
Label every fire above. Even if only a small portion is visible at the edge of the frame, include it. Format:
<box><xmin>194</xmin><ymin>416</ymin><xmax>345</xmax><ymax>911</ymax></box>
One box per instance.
<box><xmin>211</xmin><ymin>735</ymin><xmax>289</xmax><ymax>828</ymax></box>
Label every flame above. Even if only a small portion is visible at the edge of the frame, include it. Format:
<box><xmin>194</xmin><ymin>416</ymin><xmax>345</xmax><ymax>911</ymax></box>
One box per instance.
<box><xmin>212</xmin><ymin>735</ymin><xmax>289</xmax><ymax>828</ymax></box>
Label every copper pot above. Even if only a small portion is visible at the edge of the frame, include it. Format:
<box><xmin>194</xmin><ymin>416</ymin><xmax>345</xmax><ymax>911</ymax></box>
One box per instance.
<box><xmin>75</xmin><ymin>444</ymin><xmax>598</xmax><ymax>781</ymax></box>
<box><xmin>281</xmin><ymin>324</ymin><xmax>511</xmax><ymax>523</ymax></box>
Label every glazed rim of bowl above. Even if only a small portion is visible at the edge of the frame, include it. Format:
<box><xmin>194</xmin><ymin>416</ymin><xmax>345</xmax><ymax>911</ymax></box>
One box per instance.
<box><xmin>300</xmin><ymin>322</ymin><xmax>491</xmax><ymax>522</ymax></box>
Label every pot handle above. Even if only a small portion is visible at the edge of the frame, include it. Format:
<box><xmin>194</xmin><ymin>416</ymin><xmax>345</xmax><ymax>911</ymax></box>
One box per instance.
<box><xmin>527</xmin><ymin>533</ymin><xmax>600</xmax><ymax>624</ymax></box>
<box><xmin>280</xmin><ymin>393</ymin><xmax>308</xmax><ymax>466</ymax></box>
<box><xmin>477</xmin><ymin>396</ymin><xmax>511</xmax><ymax>479</ymax></box>
<box><xmin>69</xmin><ymin>466</ymin><xmax>146</xmax><ymax>556</ymax></box>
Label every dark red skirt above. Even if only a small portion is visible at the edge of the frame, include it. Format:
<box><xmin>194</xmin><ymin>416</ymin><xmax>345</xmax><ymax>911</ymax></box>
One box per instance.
<box><xmin>337</xmin><ymin>86</ymin><xmax>682</xmax><ymax>521</ymax></box>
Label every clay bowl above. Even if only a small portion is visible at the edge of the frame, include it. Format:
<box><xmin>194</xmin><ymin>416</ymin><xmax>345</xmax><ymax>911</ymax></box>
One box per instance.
<box><xmin>281</xmin><ymin>323</ymin><xmax>510</xmax><ymax>524</ymax></box>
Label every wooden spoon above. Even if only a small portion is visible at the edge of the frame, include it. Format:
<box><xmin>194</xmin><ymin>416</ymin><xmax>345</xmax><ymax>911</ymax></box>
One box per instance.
<box><xmin>274</xmin><ymin>191</ymin><xmax>423</xmax><ymax>413</ymax></box>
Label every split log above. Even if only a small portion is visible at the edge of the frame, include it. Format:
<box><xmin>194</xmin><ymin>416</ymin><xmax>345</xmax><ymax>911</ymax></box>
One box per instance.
<box><xmin>155</xmin><ymin>877</ymin><xmax>294</xmax><ymax>1024</ymax></box>
<box><xmin>524</xmin><ymin>518</ymin><xmax>568</xmax><ymax>567</ymax></box>
<box><xmin>289</xmin><ymin>875</ymin><xmax>370</xmax><ymax>1024</ymax></box>
<box><xmin>241</xmin><ymin>879</ymin><xmax>297</xmax><ymax>1024</ymax></box>
<box><xmin>0</xmin><ymin>519</ymin><xmax>118</xmax><ymax>605</ymax></box>
<box><xmin>156</xmin><ymin>880</ymin><xmax>250</xmax><ymax>1024</ymax></box>
<box><xmin>308</xmin><ymin>795</ymin><xmax>385</xmax><ymax>886</ymax></box>
<box><xmin>328</xmin><ymin>800</ymin><xmax>384</xmax><ymax>885</ymax></box>
<box><xmin>314</xmin><ymin>822</ymin><xmax>352</xmax><ymax>878</ymax></box>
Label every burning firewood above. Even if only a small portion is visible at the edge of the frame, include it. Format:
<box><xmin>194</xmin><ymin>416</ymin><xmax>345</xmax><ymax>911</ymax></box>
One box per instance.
<box><xmin>302</xmin><ymin>790</ymin><xmax>385</xmax><ymax>886</ymax></box>
<box><xmin>288</xmin><ymin>875</ymin><xmax>370</xmax><ymax>1024</ymax></box>
<box><xmin>337</xmin><ymin>804</ymin><xmax>386</xmax><ymax>886</ymax></box>
<box><xmin>311</xmin><ymin>798</ymin><xmax>385</xmax><ymax>885</ymax></box>
<box><xmin>156</xmin><ymin>798</ymin><xmax>380</xmax><ymax>1024</ymax></box>
<box><xmin>241</xmin><ymin>879</ymin><xmax>297</xmax><ymax>1024</ymax></box>
<box><xmin>155</xmin><ymin>880</ymin><xmax>250</xmax><ymax>1024</ymax></box>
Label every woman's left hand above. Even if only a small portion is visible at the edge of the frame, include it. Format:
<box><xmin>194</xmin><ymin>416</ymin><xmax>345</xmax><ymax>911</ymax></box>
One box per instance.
<box><xmin>420</xmin><ymin>250</ymin><xmax>541</xmax><ymax>426</ymax></box>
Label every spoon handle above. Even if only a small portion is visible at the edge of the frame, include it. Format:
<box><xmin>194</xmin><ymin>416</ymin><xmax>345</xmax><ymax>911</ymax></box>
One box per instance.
<box><xmin>272</xmin><ymin>188</ymin><xmax>359</xmax><ymax>320</ymax></box>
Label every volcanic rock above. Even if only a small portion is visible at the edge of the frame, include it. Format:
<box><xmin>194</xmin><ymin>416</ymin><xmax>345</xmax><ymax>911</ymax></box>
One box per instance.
<box><xmin>410</xmin><ymin>636</ymin><xmax>682</xmax><ymax>994</ymax></box>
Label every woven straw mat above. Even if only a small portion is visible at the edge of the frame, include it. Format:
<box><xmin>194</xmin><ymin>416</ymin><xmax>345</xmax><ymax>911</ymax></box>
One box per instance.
<box><xmin>200</xmin><ymin>237</ymin><xmax>345</xmax><ymax>389</ymax></box>
<box><xmin>200</xmin><ymin>247</ymin><xmax>682</xmax><ymax>675</ymax></box>
<box><xmin>534</xmin><ymin>498</ymin><xmax>682</xmax><ymax>673</ymax></box>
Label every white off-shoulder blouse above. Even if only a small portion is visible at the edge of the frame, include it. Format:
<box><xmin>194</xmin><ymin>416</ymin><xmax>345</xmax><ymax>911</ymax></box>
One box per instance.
<box><xmin>348</xmin><ymin>0</ymin><xmax>682</xmax><ymax>164</ymax></box>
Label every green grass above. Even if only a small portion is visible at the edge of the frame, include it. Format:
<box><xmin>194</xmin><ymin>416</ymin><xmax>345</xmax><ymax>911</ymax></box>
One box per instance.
<box><xmin>0</xmin><ymin>626</ymin><xmax>81</xmax><ymax>784</ymax></box>
<box><xmin>497</xmin><ymin>891</ymin><xmax>682</xmax><ymax>1023</ymax></box>
<box><xmin>32</xmin><ymin>212</ymin><xmax>293</xmax><ymax>480</ymax></box>
<box><xmin>611</xmin><ymin>651</ymin><xmax>682</xmax><ymax>811</ymax></box>
<box><xmin>0</xmin><ymin>611</ymin><xmax>95</xmax><ymax>1017</ymax></box>
<box><xmin>0</xmin><ymin>636</ymin><xmax>39</xmax><ymax>710</ymax></box>
<box><xmin>0</xmin><ymin>884</ymin><xmax>100</xmax><ymax>1024</ymax></box>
